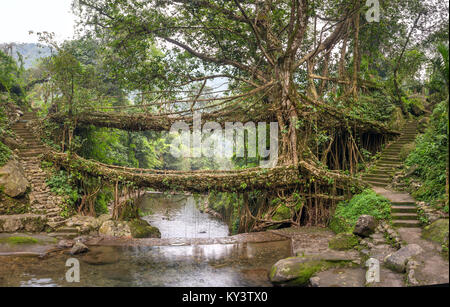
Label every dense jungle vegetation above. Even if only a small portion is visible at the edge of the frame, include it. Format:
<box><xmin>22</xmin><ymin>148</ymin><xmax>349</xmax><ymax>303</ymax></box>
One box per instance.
<box><xmin>0</xmin><ymin>0</ymin><xmax>448</xmax><ymax>234</ymax></box>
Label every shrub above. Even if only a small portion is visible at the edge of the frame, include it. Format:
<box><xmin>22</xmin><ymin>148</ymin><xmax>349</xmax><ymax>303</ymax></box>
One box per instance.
<box><xmin>0</xmin><ymin>141</ymin><xmax>11</xmax><ymax>167</ymax></box>
<box><xmin>405</xmin><ymin>99</ymin><xmax>448</xmax><ymax>205</ymax></box>
<box><xmin>46</xmin><ymin>170</ymin><xmax>80</xmax><ymax>210</ymax></box>
<box><xmin>399</xmin><ymin>142</ymin><xmax>415</xmax><ymax>161</ymax></box>
<box><xmin>330</xmin><ymin>189</ymin><xmax>391</xmax><ymax>233</ymax></box>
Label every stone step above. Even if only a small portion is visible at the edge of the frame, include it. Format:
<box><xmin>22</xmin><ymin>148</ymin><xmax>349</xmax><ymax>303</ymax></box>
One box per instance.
<box><xmin>55</xmin><ymin>227</ymin><xmax>79</xmax><ymax>234</ymax></box>
<box><xmin>391</xmin><ymin>201</ymin><xmax>416</xmax><ymax>206</ymax></box>
<box><xmin>364</xmin><ymin>177</ymin><xmax>391</xmax><ymax>184</ymax></box>
<box><xmin>378</xmin><ymin>158</ymin><xmax>402</xmax><ymax>163</ymax></box>
<box><xmin>381</xmin><ymin>153</ymin><xmax>402</xmax><ymax>157</ymax></box>
<box><xmin>365</xmin><ymin>181</ymin><xmax>387</xmax><ymax>187</ymax></box>
<box><xmin>384</xmin><ymin>146</ymin><xmax>405</xmax><ymax>151</ymax></box>
<box><xmin>20</xmin><ymin>148</ymin><xmax>44</xmax><ymax>153</ymax></box>
<box><xmin>49</xmin><ymin>217</ymin><xmax>65</xmax><ymax>223</ymax></box>
<box><xmin>363</xmin><ymin>173</ymin><xmax>391</xmax><ymax>180</ymax></box>
<box><xmin>46</xmin><ymin>212</ymin><xmax>61</xmax><ymax>218</ymax></box>
<box><xmin>392</xmin><ymin>220</ymin><xmax>421</xmax><ymax>228</ymax></box>
<box><xmin>363</xmin><ymin>173</ymin><xmax>391</xmax><ymax>179</ymax></box>
<box><xmin>46</xmin><ymin>208</ymin><xmax>62</xmax><ymax>213</ymax></box>
<box><xmin>376</xmin><ymin>164</ymin><xmax>401</xmax><ymax>169</ymax></box>
<box><xmin>377</xmin><ymin>159</ymin><xmax>401</xmax><ymax>164</ymax></box>
<box><xmin>391</xmin><ymin>206</ymin><xmax>417</xmax><ymax>214</ymax></box>
<box><xmin>20</xmin><ymin>152</ymin><xmax>44</xmax><ymax>158</ymax></box>
<box><xmin>392</xmin><ymin>213</ymin><xmax>418</xmax><ymax>220</ymax></box>
<box><xmin>48</xmin><ymin>232</ymin><xmax>78</xmax><ymax>239</ymax></box>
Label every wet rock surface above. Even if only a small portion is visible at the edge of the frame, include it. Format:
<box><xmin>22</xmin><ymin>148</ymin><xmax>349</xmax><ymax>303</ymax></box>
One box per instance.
<box><xmin>57</xmin><ymin>239</ymin><xmax>75</xmax><ymax>249</ymax></box>
<box><xmin>70</xmin><ymin>241</ymin><xmax>89</xmax><ymax>255</ymax></box>
<box><xmin>80</xmin><ymin>246</ymin><xmax>120</xmax><ymax>265</ymax></box>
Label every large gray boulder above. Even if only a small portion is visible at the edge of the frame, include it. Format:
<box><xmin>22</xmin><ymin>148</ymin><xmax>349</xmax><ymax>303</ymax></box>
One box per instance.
<box><xmin>353</xmin><ymin>215</ymin><xmax>377</xmax><ymax>237</ymax></box>
<box><xmin>0</xmin><ymin>159</ymin><xmax>29</xmax><ymax>198</ymax></box>
<box><xmin>0</xmin><ymin>214</ymin><xmax>46</xmax><ymax>232</ymax></box>
<box><xmin>269</xmin><ymin>255</ymin><xmax>353</xmax><ymax>286</ymax></box>
<box><xmin>384</xmin><ymin>244</ymin><xmax>424</xmax><ymax>273</ymax></box>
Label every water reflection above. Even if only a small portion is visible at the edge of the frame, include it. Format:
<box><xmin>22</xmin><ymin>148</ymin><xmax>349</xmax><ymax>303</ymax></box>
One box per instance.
<box><xmin>0</xmin><ymin>193</ymin><xmax>292</xmax><ymax>287</ymax></box>
<box><xmin>0</xmin><ymin>240</ymin><xmax>291</xmax><ymax>287</ymax></box>
<box><xmin>139</xmin><ymin>193</ymin><xmax>230</xmax><ymax>239</ymax></box>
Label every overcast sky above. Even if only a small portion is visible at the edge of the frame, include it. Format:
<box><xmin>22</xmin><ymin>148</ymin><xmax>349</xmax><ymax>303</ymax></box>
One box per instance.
<box><xmin>0</xmin><ymin>0</ymin><xmax>75</xmax><ymax>44</ymax></box>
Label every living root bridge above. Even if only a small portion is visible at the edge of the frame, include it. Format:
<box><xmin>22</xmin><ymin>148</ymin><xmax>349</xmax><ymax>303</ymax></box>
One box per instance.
<box><xmin>43</xmin><ymin>151</ymin><xmax>365</xmax><ymax>193</ymax></box>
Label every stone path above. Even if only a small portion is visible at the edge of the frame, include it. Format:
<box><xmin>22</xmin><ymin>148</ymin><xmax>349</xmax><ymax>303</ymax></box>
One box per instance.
<box><xmin>10</xmin><ymin>111</ymin><xmax>67</xmax><ymax>229</ymax></box>
<box><xmin>372</xmin><ymin>187</ymin><xmax>449</xmax><ymax>286</ymax></box>
<box><xmin>361</xmin><ymin>227</ymin><xmax>405</xmax><ymax>287</ymax></box>
<box><xmin>359</xmin><ymin>120</ymin><xmax>448</xmax><ymax>286</ymax></box>
<box><xmin>363</xmin><ymin>121</ymin><xmax>420</xmax><ymax>228</ymax></box>
<box><xmin>396</xmin><ymin>227</ymin><xmax>449</xmax><ymax>286</ymax></box>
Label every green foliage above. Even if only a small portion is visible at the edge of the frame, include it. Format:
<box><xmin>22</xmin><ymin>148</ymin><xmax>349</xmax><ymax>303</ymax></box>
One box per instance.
<box><xmin>46</xmin><ymin>170</ymin><xmax>80</xmax><ymax>208</ymax></box>
<box><xmin>94</xmin><ymin>191</ymin><xmax>110</xmax><ymax>215</ymax></box>
<box><xmin>120</xmin><ymin>199</ymin><xmax>141</xmax><ymax>221</ymax></box>
<box><xmin>208</xmin><ymin>191</ymin><xmax>242</xmax><ymax>235</ymax></box>
<box><xmin>0</xmin><ymin>236</ymin><xmax>38</xmax><ymax>245</ymax></box>
<box><xmin>273</xmin><ymin>204</ymin><xmax>291</xmax><ymax>221</ymax></box>
<box><xmin>0</xmin><ymin>141</ymin><xmax>11</xmax><ymax>167</ymax></box>
<box><xmin>348</xmin><ymin>92</ymin><xmax>396</xmax><ymax>123</ymax></box>
<box><xmin>406</xmin><ymin>100</ymin><xmax>448</xmax><ymax>205</ymax></box>
<box><xmin>402</xmin><ymin>96</ymin><xmax>426</xmax><ymax>116</ymax></box>
<box><xmin>330</xmin><ymin>189</ymin><xmax>391</xmax><ymax>234</ymax></box>
<box><xmin>77</xmin><ymin>127</ymin><xmax>167</xmax><ymax>169</ymax></box>
<box><xmin>399</xmin><ymin>142</ymin><xmax>415</xmax><ymax>161</ymax></box>
<box><xmin>0</xmin><ymin>50</ymin><xmax>24</xmax><ymax>98</ymax></box>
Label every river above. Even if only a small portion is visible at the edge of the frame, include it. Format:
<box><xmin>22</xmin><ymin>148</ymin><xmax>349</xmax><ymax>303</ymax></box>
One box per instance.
<box><xmin>0</xmin><ymin>193</ymin><xmax>292</xmax><ymax>287</ymax></box>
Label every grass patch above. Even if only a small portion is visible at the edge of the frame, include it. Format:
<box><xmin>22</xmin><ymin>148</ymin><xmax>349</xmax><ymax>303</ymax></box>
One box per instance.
<box><xmin>328</xmin><ymin>233</ymin><xmax>359</xmax><ymax>250</ymax></box>
<box><xmin>0</xmin><ymin>236</ymin><xmax>39</xmax><ymax>245</ymax></box>
<box><xmin>330</xmin><ymin>189</ymin><xmax>391</xmax><ymax>234</ymax></box>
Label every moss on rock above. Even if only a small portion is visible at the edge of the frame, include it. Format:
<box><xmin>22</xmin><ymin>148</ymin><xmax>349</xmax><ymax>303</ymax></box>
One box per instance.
<box><xmin>269</xmin><ymin>256</ymin><xmax>350</xmax><ymax>286</ymax></box>
<box><xmin>329</xmin><ymin>216</ymin><xmax>352</xmax><ymax>234</ymax></box>
<box><xmin>0</xmin><ymin>236</ymin><xmax>38</xmax><ymax>245</ymax></box>
<box><xmin>129</xmin><ymin>219</ymin><xmax>161</xmax><ymax>239</ymax></box>
<box><xmin>328</xmin><ymin>233</ymin><xmax>359</xmax><ymax>251</ymax></box>
<box><xmin>0</xmin><ymin>190</ymin><xmax>30</xmax><ymax>215</ymax></box>
<box><xmin>272</xmin><ymin>204</ymin><xmax>291</xmax><ymax>221</ymax></box>
<box><xmin>422</xmin><ymin>219</ymin><xmax>449</xmax><ymax>245</ymax></box>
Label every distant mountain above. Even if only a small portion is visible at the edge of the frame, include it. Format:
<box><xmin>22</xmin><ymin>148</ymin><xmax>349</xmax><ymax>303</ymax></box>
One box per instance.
<box><xmin>0</xmin><ymin>43</ymin><xmax>53</xmax><ymax>69</ymax></box>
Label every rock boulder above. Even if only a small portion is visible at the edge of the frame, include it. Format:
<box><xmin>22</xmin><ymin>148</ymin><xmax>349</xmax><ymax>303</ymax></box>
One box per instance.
<box><xmin>70</xmin><ymin>241</ymin><xmax>89</xmax><ymax>255</ymax></box>
<box><xmin>99</xmin><ymin>220</ymin><xmax>132</xmax><ymax>237</ymax></box>
<box><xmin>0</xmin><ymin>159</ymin><xmax>29</xmax><ymax>198</ymax></box>
<box><xmin>0</xmin><ymin>214</ymin><xmax>46</xmax><ymax>232</ymax></box>
<box><xmin>269</xmin><ymin>256</ymin><xmax>352</xmax><ymax>286</ymax></box>
<box><xmin>128</xmin><ymin>219</ymin><xmax>161</xmax><ymax>238</ymax></box>
<box><xmin>353</xmin><ymin>215</ymin><xmax>377</xmax><ymax>237</ymax></box>
<box><xmin>384</xmin><ymin>244</ymin><xmax>424</xmax><ymax>273</ymax></box>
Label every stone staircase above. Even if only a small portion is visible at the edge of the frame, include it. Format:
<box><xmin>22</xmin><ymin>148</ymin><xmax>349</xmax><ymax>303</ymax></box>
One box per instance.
<box><xmin>10</xmin><ymin>111</ymin><xmax>67</xmax><ymax>229</ymax></box>
<box><xmin>363</xmin><ymin>121</ymin><xmax>421</xmax><ymax>228</ymax></box>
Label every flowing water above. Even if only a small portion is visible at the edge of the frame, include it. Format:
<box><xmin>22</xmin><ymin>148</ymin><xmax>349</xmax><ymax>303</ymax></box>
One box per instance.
<box><xmin>0</xmin><ymin>193</ymin><xmax>291</xmax><ymax>287</ymax></box>
<box><xmin>139</xmin><ymin>193</ymin><xmax>230</xmax><ymax>239</ymax></box>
